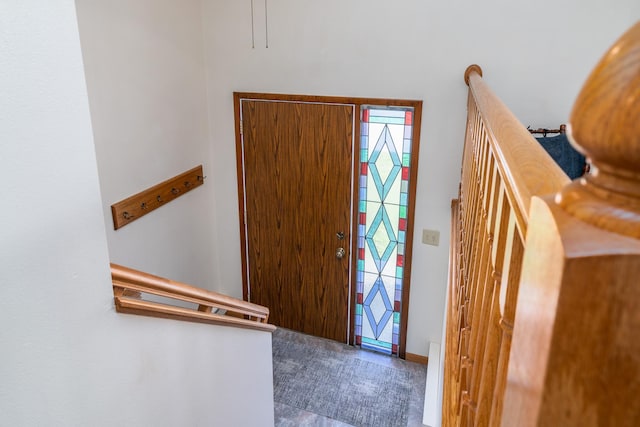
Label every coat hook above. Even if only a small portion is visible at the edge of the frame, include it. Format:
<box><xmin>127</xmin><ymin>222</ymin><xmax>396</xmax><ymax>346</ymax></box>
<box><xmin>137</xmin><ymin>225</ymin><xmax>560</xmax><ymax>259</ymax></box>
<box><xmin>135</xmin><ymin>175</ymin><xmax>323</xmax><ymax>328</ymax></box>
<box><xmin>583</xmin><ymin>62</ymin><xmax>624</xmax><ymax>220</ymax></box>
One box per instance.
<box><xmin>171</xmin><ymin>188</ymin><xmax>179</xmax><ymax>195</ymax></box>
<box><xmin>157</xmin><ymin>195</ymin><xmax>163</xmax><ymax>203</ymax></box>
<box><xmin>197</xmin><ymin>175</ymin><xmax>207</xmax><ymax>182</ymax></box>
<box><xmin>184</xmin><ymin>181</ymin><xmax>192</xmax><ymax>188</ymax></box>
<box><xmin>141</xmin><ymin>202</ymin><xmax>147</xmax><ymax>210</ymax></box>
<box><xmin>123</xmin><ymin>211</ymin><xmax>135</xmax><ymax>220</ymax></box>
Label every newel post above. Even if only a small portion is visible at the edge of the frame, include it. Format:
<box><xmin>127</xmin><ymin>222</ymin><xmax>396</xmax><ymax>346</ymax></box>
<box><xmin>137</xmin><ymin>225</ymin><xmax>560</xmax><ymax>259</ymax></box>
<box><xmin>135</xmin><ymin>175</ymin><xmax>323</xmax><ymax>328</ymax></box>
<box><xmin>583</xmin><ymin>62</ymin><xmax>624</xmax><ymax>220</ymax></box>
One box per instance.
<box><xmin>501</xmin><ymin>23</ymin><xmax>640</xmax><ymax>427</ymax></box>
<box><xmin>559</xmin><ymin>22</ymin><xmax>640</xmax><ymax>238</ymax></box>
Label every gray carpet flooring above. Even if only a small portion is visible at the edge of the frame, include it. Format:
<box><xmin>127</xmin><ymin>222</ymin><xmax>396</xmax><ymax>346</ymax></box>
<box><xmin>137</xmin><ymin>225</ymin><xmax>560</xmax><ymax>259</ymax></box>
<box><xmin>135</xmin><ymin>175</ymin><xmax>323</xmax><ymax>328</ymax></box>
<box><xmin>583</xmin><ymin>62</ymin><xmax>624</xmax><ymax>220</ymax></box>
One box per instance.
<box><xmin>272</xmin><ymin>328</ymin><xmax>427</xmax><ymax>427</ymax></box>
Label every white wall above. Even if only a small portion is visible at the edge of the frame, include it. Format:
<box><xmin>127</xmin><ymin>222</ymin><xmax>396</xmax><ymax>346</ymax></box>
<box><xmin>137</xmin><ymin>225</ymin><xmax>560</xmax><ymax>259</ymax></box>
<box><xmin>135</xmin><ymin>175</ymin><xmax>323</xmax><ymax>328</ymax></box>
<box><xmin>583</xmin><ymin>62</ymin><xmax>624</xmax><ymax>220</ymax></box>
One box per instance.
<box><xmin>0</xmin><ymin>2</ymin><xmax>274</xmax><ymax>426</ymax></box>
<box><xmin>75</xmin><ymin>0</ymin><xmax>218</xmax><ymax>288</ymax></box>
<box><xmin>201</xmin><ymin>1</ymin><xmax>640</xmax><ymax>356</ymax></box>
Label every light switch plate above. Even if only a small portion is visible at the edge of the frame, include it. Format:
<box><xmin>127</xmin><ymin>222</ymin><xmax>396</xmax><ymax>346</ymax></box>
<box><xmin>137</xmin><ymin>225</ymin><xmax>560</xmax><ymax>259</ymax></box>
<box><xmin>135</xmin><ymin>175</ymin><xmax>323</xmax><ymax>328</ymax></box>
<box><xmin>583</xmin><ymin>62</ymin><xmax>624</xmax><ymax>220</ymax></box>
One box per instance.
<box><xmin>422</xmin><ymin>229</ymin><xmax>440</xmax><ymax>246</ymax></box>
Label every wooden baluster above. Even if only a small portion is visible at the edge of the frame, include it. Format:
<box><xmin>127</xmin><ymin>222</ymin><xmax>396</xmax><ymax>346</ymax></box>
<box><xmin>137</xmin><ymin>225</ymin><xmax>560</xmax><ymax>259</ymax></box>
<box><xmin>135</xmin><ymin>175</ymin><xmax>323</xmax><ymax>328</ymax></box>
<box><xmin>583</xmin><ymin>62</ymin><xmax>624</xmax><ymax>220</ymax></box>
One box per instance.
<box><xmin>444</xmin><ymin>200</ymin><xmax>461</xmax><ymax>425</ymax></box>
<box><xmin>451</xmin><ymin>98</ymin><xmax>480</xmax><ymax>425</ymax></box>
<box><xmin>475</xmin><ymin>186</ymin><xmax>511</xmax><ymax>426</ymax></box>
<box><xmin>462</xmin><ymin>113</ymin><xmax>495</xmax><ymax>425</ymax></box>
<box><xmin>460</xmin><ymin>117</ymin><xmax>486</xmax><ymax>424</ymax></box>
<box><xmin>467</xmin><ymin>158</ymin><xmax>502</xmax><ymax>425</ymax></box>
<box><xmin>462</xmin><ymin>236</ymin><xmax>491</xmax><ymax>425</ymax></box>
<box><xmin>453</xmin><ymin>217</ymin><xmax>464</xmax><ymax>424</ymax></box>
<box><xmin>489</xmin><ymin>225</ymin><xmax>524</xmax><ymax>426</ymax></box>
<box><xmin>468</xmin><ymin>130</ymin><xmax>491</xmax><ymax>331</ymax></box>
<box><xmin>458</xmin><ymin>226</ymin><xmax>475</xmax><ymax>416</ymax></box>
<box><xmin>502</xmin><ymin>23</ymin><xmax>640</xmax><ymax>426</ymax></box>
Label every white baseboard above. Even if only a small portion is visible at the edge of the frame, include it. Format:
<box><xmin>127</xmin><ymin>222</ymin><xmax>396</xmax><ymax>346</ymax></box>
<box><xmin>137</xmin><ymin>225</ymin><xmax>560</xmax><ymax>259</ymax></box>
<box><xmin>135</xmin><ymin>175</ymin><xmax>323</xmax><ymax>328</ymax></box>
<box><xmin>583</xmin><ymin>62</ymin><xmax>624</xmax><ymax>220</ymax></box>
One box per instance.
<box><xmin>422</xmin><ymin>341</ymin><xmax>441</xmax><ymax>426</ymax></box>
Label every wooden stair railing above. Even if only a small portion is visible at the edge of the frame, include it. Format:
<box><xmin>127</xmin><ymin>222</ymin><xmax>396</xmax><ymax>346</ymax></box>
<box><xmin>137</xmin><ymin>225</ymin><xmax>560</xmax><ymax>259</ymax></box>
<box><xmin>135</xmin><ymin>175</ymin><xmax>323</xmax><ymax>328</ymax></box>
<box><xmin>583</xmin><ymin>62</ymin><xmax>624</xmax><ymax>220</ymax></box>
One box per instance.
<box><xmin>444</xmin><ymin>22</ymin><xmax>640</xmax><ymax>426</ymax></box>
<box><xmin>443</xmin><ymin>64</ymin><xmax>569</xmax><ymax>426</ymax></box>
<box><xmin>111</xmin><ymin>263</ymin><xmax>276</xmax><ymax>332</ymax></box>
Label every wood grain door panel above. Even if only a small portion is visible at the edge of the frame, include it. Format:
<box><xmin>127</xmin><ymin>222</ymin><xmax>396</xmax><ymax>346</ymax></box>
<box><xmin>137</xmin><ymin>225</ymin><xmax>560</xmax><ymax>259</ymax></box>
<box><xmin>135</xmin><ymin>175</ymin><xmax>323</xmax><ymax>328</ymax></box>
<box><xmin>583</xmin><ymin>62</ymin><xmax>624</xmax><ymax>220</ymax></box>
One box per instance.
<box><xmin>241</xmin><ymin>99</ymin><xmax>353</xmax><ymax>342</ymax></box>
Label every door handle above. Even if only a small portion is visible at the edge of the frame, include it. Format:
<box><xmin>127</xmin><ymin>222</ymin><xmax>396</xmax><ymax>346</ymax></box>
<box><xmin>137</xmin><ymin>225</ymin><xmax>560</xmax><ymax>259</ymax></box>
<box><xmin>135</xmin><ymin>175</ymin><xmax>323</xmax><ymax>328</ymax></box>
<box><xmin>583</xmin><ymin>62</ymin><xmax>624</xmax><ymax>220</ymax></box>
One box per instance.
<box><xmin>336</xmin><ymin>247</ymin><xmax>346</xmax><ymax>259</ymax></box>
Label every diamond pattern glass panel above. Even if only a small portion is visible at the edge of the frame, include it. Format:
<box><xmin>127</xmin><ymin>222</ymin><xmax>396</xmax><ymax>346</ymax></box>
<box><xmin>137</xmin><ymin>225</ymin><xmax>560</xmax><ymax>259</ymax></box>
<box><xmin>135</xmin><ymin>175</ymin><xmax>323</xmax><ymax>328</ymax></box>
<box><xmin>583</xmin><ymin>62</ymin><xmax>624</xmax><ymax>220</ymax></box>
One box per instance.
<box><xmin>356</xmin><ymin>106</ymin><xmax>414</xmax><ymax>356</ymax></box>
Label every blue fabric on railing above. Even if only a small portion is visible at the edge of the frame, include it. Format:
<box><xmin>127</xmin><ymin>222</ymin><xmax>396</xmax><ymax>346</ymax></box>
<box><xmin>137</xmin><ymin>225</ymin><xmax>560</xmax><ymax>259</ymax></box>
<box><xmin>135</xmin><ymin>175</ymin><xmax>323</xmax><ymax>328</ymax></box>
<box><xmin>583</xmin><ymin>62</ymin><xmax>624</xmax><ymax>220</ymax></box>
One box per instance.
<box><xmin>536</xmin><ymin>134</ymin><xmax>586</xmax><ymax>180</ymax></box>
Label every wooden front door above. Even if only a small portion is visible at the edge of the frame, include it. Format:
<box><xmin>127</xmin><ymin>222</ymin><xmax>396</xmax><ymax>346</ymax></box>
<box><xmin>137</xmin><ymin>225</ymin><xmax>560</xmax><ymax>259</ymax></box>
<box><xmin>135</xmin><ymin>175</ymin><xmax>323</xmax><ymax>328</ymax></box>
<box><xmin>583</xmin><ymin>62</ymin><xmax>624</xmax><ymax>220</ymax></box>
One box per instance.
<box><xmin>236</xmin><ymin>97</ymin><xmax>354</xmax><ymax>342</ymax></box>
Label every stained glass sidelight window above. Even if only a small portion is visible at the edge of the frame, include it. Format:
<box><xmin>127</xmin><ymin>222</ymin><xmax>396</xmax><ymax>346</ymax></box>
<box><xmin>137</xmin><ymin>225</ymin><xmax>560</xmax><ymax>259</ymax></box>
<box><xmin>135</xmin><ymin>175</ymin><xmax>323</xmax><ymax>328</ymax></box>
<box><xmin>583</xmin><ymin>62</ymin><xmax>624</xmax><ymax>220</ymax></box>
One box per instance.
<box><xmin>355</xmin><ymin>106</ymin><xmax>414</xmax><ymax>356</ymax></box>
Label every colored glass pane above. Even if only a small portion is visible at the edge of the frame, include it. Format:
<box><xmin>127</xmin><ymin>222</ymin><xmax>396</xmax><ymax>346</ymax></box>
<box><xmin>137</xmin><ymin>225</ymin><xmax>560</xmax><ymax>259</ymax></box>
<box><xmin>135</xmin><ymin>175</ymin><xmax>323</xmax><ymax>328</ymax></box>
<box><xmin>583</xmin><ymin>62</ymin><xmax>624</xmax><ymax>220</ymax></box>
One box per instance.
<box><xmin>355</xmin><ymin>105</ymin><xmax>414</xmax><ymax>356</ymax></box>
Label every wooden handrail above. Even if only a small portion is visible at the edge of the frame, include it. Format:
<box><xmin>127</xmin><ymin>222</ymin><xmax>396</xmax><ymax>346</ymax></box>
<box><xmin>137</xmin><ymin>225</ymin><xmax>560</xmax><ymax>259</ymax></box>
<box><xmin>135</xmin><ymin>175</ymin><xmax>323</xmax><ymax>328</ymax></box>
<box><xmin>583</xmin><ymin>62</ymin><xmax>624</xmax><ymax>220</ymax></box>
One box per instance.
<box><xmin>443</xmin><ymin>65</ymin><xmax>576</xmax><ymax>427</ymax></box>
<box><xmin>111</xmin><ymin>263</ymin><xmax>275</xmax><ymax>332</ymax></box>
<box><xmin>464</xmin><ymin>65</ymin><xmax>569</xmax><ymax>233</ymax></box>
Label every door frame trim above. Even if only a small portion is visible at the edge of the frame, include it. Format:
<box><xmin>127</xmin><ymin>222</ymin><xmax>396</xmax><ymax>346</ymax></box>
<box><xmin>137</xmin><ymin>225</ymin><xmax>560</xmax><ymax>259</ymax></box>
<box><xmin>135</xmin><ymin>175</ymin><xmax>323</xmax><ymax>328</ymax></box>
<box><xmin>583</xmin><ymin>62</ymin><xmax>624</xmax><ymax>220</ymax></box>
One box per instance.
<box><xmin>233</xmin><ymin>92</ymin><xmax>423</xmax><ymax>358</ymax></box>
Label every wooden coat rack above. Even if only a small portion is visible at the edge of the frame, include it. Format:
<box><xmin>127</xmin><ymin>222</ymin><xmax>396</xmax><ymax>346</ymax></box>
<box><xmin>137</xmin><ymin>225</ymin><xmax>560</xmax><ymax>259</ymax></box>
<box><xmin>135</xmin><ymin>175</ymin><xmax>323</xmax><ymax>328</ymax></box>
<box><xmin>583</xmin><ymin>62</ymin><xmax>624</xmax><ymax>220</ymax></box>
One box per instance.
<box><xmin>111</xmin><ymin>165</ymin><xmax>205</xmax><ymax>230</ymax></box>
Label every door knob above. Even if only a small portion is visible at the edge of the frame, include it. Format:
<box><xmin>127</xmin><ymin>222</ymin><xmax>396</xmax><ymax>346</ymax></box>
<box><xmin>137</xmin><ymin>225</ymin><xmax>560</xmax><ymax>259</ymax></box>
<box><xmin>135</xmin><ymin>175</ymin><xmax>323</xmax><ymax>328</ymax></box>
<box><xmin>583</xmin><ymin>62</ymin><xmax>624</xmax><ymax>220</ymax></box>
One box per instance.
<box><xmin>336</xmin><ymin>247</ymin><xmax>346</xmax><ymax>259</ymax></box>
